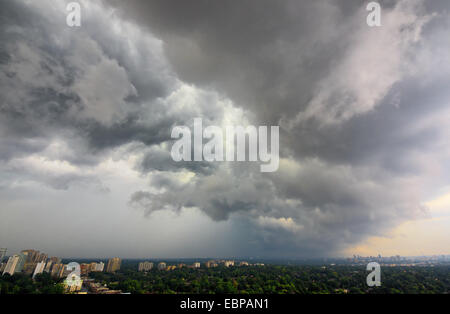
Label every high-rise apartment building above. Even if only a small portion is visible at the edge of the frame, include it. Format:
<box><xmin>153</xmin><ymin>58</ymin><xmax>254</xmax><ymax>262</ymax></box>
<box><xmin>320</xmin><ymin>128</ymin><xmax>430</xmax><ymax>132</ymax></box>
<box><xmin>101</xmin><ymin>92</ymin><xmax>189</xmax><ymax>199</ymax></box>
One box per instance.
<box><xmin>15</xmin><ymin>253</ymin><xmax>26</xmax><ymax>273</ymax></box>
<box><xmin>3</xmin><ymin>255</ymin><xmax>20</xmax><ymax>275</ymax></box>
<box><xmin>21</xmin><ymin>249</ymin><xmax>40</xmax><ymax>263</ymax></box>
<box><xmin>48</xmin><ymin>257</ymin><xmax>62</xmax><ymax>264</ymax></box>
<box><xmin>2</xmin><ymin>254</ymin><xmax>26</xmax><ymax>275</ymax></box>
<box><xmin>50</xmin><ymin>263</ymin><xmax>65</xmax><ymax>278</ymax></box>
<box><xmin>44</xmin><ymin>261</ymin><xmax>53</xmax><ymax>273</ymax></box>
<box><xmin>22</xmin><ymin>262</ymin><xmax>37</xmax><ymax>275</ymax></box>
<box><xmin>95</xmin><ymin>262</ymin><xmax>104</xmax><ymax>272</ymax></box>
<box><xmin>106</xmin><ymin>258</ymin><xmax>121</xmax><ymax>273</ymax></box>
<box><xmin>37</xmin><ymin>253</ymin><xmax>48</xmax><ymax>263</ymax></box>
<box><xmin>32</xmin><ymin>261</ymin><xmax>46</xmax><ymax>279</ymax></box>
<box><xmin>0</xmin><ymin>248</ymin><xmax>6</xmax><ymax>262</ymax></box>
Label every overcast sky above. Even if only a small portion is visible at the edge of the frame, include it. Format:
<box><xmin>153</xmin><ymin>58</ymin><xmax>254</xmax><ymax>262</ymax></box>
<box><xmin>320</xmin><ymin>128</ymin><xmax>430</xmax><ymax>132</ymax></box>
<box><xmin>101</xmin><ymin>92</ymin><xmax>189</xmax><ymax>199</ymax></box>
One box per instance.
<box><xmin>1</xmin><ymin>0</ymin><xmax>450</xmax><ymax>259</ymax></box>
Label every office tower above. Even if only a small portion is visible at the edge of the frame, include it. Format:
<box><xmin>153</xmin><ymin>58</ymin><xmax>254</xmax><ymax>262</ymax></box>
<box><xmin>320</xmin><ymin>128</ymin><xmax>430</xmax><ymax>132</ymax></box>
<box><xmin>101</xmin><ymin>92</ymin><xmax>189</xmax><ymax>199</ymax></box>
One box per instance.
<box><xmin>157</xmin><ymin>262</ymin><xmax>166</xmax><ymax>270</ymax></box>
<box><xmin>138</xmin><ymin>261</ymin><xmax>153</xmax><ymax>272</ymax></box>
<box><xmin>0</xmin><ymin>248</ymin><xmax>6</xmax><ymax>262</ymax></box>
<box><xmin>106</xmin><ymin>258</ymin><xmax>121</xmax><ymax>273</ymax></box>
<box><xmin>32</xmin><ymin>261</ymin><xmax>46</xmax><ymax>279</ymax></box>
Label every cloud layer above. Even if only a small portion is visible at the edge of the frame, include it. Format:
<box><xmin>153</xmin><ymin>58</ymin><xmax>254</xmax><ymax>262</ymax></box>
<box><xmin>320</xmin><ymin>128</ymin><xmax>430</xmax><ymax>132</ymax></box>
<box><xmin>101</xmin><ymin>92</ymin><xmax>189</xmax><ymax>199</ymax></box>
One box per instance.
<box><xmin>1</xmin><ymin>0</ymin><xmax>450</xmax><ymax>257</ymax></box>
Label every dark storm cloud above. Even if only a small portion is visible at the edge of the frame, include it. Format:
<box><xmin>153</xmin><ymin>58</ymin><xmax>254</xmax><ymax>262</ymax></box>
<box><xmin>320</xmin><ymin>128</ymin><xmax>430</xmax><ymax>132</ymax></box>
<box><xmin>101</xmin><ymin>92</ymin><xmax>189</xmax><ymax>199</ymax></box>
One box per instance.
<box><xmin>111</xmin><ymin>0</ymin><xmax>450</xmax><ymax>257</ymax></box>
<box><xmin>110</xmin><ymin>0</ymin><xmax>356</xmax><ymax>123</ymax></box>
<box><xmin>1</xmin><ymin>0</ymin><xmax>450</xmax><ymax>257</ymax></box>
<box><xmin>0</xmin><ymin>0</ymin><xmax>205</xmax><ymax>161</ymax></box>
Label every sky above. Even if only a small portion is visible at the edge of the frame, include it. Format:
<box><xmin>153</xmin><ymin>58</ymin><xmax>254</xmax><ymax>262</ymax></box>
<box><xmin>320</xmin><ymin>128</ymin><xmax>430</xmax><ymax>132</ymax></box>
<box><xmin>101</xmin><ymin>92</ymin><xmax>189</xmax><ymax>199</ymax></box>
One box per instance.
<box><xmin>0</xmin><ymin>0</ymin><xmax>450</xmax><ymax>259</ymax></box>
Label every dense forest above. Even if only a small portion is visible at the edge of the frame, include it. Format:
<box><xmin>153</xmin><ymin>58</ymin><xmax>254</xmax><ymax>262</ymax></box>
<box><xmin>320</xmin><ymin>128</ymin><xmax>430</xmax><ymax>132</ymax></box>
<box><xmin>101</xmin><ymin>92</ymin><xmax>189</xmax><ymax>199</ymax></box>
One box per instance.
<box><xmin>1</xmin><ymin>264</ymin><xmax>449</xmax><ymax>294</ymax></box>
<box><xmin>89</xmin><ymin>265</ymin><xmax>450</xmax><ymax>294</ymax></box>
<box><xmin>0</xmin><ymin>272</ymin><xmax>65</xmax><ymax>294</ymax></box>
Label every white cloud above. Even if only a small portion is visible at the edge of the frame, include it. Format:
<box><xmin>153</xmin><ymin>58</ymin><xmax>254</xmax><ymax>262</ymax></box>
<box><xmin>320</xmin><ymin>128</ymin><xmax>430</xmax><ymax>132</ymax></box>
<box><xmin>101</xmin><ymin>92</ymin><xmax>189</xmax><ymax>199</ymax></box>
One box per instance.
<box><xmin>293</xmin><ymin>0</ymin><xmax>435</xmax><ymax>126</ymax></box>
<box><xmin>257</xmin><ymin>216</ymin><xmax>304</xmax><ymax>233</ymax></box>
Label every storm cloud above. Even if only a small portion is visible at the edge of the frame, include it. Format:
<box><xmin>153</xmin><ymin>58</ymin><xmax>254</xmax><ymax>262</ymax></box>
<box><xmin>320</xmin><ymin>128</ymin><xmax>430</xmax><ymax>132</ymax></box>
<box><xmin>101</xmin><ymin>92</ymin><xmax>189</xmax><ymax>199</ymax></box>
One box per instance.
<box><xmin>1</xmin><ymin>0</ymin><xmax>450</xmax><ymax>258</ymax></box>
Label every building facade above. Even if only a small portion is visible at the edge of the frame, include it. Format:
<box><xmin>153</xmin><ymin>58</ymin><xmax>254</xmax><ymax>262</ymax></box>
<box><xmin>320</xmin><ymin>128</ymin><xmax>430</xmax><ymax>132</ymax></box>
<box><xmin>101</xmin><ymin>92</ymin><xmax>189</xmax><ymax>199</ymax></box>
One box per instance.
<box><xmin>32</xmin><ymin>261</ymin><xmax>46</xmax><ymax>279</ymax></box>
<box><xmin>138</xmin><ymin>261</ymin><xmax>154</xmax><ymax>272</ymax></box>
<box><xmin>157</xmin><ymin>262</ymin><xmax>166</xmax><ymax>270</ymax></box>
<box><xmin>106</xmin><ymin>257</ymin><xmax>121</xmax><ymax>273</ymax></box>
<box><xmin>0</xmin><ymin>248</ymin><xmax>6</xmax><ymax>262</ymax></box>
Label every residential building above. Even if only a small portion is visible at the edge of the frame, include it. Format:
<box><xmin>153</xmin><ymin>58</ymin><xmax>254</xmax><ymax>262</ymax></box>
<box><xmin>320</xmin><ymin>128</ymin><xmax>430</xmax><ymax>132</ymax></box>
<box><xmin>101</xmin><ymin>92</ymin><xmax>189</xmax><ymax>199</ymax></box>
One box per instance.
<box><xmin>2</xmin><ymin>254</ymin><xmax>25</xmax><ymax>275</ymax></box>
<box><xmin>224</xmin><ymin>260</ymin><xmax>235</xmax><ymax>267</ymax></box>
<box><xmin>95</xmin><ymin>262</ymin><xmax>104</xmax><ymax>272</ymax></box>
<box><xmin>50</xmin><ymin>263</ymin><xmax>65</xmax><ymax>278</ymax></box>
<box><xmin>37</xmin><ymin>253</ymin><xmax>48</xmax><ymax>262</ymax></box>
<box><xmin>21</xmin><ymin>249</ymin><xmax>40</xmax><ymax>263</ymax></box>
<box><xmin>157</xmin><ymin>262</ymin><xmax>166</xmax><ymax>270</ymax></box>
<box><xmin>138</xmin><ymin>261</ymin><xmax>153</xmax><ymax>272</ymax></box>
<box><xmin>80</xmin><ymin>263</ymin><xmax>90</xmax><ymax>275</ymax></box>
<box><xmin>22</xmin><ymin>262</ymin><xmax>37</xmax><ymax>275</ymax></box>
<box><xmin>48</xmin><ymin>257</ymin><xmax>62</xmax><ymax>264</ymax></box>
<box><xmin>44</xmin><ymin>261</ymin><xmax>53</xmax><ymax>273</ymax></box>
<box><xmin>106</xmin><ymin>257</ymin><xmax>121</xmax><ymax>273</ymax></box>
<box><xmin>3</xmin><ymin>255</ymin><xmax>20</xmax><ymax>275</ymax></box>
<box><xmin>0</xmin><ymin>248</ymin><xmax>6</xmax><ymax>262</ymax></box>
<box><xmin>32</xmin><ymin>261</ymin><xmax>46</xmax><ymax>279</ymax></box>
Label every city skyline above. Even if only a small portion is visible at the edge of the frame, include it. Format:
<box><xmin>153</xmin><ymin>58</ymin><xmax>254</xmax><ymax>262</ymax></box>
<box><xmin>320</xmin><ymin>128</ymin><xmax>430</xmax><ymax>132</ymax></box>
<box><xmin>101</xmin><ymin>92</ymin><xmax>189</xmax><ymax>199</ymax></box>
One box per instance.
<box><xmin>1</xmin><ymin>245</ymin><xmax>449</xmax><ymax>261</ymax></box>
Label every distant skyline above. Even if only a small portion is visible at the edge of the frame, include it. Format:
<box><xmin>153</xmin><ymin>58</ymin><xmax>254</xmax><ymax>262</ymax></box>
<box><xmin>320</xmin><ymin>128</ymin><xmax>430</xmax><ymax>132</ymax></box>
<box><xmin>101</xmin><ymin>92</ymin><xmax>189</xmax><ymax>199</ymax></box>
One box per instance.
<box><xmin>1</xmin><ymin>0</ymin><xmax>450</xmax><ymax>259</ymax></box>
